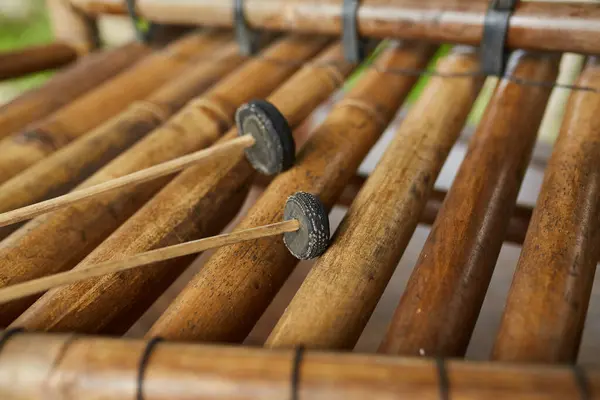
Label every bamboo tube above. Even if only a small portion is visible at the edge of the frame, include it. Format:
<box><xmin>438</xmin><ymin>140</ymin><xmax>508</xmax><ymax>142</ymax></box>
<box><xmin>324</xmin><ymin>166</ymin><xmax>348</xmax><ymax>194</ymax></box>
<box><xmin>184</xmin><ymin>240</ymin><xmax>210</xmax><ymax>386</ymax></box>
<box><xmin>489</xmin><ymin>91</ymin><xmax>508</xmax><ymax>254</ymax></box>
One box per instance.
<box><xmin>13</xmin><ymin>40</ymin><xmax>348</xmax><ymax>334</ymax></box>
<box><xmin>47</xmin><ymin>0</ymin><xmax>98</xmax><ymax>54</ymax></box>
<box><xmin>378</xmin><ymin>52</ymin><xmax>560</xmax><ymax>358</ymax></box>
<box><xmin>492</xmin><ymin>57</ymin><xmax>600</xmax><ymax>364</ymax></box>
<box><xmin>0</xmin><ymin>333</ymin><xmax>598</xmax><ymax>400</ymax></box>
<box><xmin>0</xmin><ymin>39</ymin><xmax>242</xmax><ymax>241</ymax></box>
<box><xmin>0</xmin><ymin>42</ymin><xmax>77</xmax><ymax>81</ymax></box>
<box><xmin>3</xmin><ymin>36</ymin><xmax>328</xmax><ymax>328</ymax></box>
<box><xmin>146</xmin><ymin>41</ymin><xmax>435</xmax><ymax>342</ymax></box>
<box><xmin>0</xmin><ymin>31</ymin><xmax>213</xmax><ymax>184</ymax></box>
<box><xmin>0</xmin><ymin>43</ymin><xmax>148</xmax><ymax>140</ymax></box>
<box><xmin>70</xmin><ymin>0</ymin><xmax>600</xmax><ymax>56</ymax></box>
<box><xmin>265</xmin><ymin>47</ymin><xmax>483</xmax><ymax>350</ymax></box>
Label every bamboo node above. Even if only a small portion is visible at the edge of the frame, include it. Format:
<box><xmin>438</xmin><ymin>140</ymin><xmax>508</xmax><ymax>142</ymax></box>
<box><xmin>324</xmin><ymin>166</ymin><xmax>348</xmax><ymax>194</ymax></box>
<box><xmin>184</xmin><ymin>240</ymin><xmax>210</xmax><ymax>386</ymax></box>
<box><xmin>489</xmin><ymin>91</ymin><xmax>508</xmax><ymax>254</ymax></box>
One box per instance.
<box><xmin>188</xmin><ymin>97</ymin><xmax>234</xmax><ymax>127</ymax></box>
<box><xmin>131</xmin><ymin>101</ymin><xmax>170</xmax><ymax>123</ymax></box>
<box><xmin>336</xmin><ymin>98</ymin><xmax>387</xmax><ymax>128</ymax></box>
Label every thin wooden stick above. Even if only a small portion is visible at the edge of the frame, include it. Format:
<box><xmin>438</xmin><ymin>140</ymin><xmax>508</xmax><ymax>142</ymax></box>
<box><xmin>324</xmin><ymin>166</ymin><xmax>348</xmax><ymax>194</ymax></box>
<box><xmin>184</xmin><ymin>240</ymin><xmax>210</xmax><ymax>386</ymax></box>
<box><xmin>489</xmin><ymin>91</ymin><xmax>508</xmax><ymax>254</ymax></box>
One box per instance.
<box><xmin>0</xmin><ymin>135</ymin><xmax>255</xmax><ymax>228</ymax></box>
<box><xmin>0</xmin><ymin>219</ymin><xmax>299</xmax><ymax>305</ymax></box>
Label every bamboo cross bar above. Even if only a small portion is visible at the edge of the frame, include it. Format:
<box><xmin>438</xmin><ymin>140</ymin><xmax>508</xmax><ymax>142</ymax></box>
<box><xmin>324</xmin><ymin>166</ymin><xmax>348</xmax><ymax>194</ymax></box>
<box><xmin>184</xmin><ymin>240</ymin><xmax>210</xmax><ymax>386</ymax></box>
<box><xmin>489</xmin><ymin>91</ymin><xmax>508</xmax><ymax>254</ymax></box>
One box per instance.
<box><xmin>0</xmin><ymin>43</ymin><xmax>147</xmax><ymax>140</ymax></box>
<box><xmin>0</xmin><ymin>136</ymin><xmax>255</xmax><ymax>228</ymax></box>
<box><xmin>492</xmin><ymin>57</ymin><xmax>600</xmax><ymax>364</ymax></box>
<box><xmin>0</xmin><ymin>31</ymin><xmax>214</xmax><ymax>184</ymax></box>
<box><xmin>0</xmin><ymin>38</ymin><xmax>241</xmax><ymax>241</ymax></box>
<box><xmin>0</xmin><ymin>36</ymin><xmax>328</xmax><ymax>328</ymax></box>
<box><xmin>0</xmin><ymin>218</ymin><xmax>309</xmax><ymax>305</ymax></box>
<box><xmin>266</xmin><ymin>46</ymin><xmax>484</xmax><ymax>350</ymax></box>
<box><xmin>379</xmin><ymin>51</ymin><xmax>560</xmax><ymax>358</ymax></box>
<box><xmin>0</xmin><ymin>333</ymin><xmax>598</xmax><ymax>400</ymax></box>
<box><xmin>70</xmin><ymin>0</ymin><xmax>600</xmax><ymax>56</ymax></box>
<box><xmin>0</xmin><ymin>42</ymin><xmax>77</xmax><ymax>81</ymax></box>
<box><xmin>12</xmin><ymin>40</ymin><xmax>351</xmax><ymax>334</ymax></box>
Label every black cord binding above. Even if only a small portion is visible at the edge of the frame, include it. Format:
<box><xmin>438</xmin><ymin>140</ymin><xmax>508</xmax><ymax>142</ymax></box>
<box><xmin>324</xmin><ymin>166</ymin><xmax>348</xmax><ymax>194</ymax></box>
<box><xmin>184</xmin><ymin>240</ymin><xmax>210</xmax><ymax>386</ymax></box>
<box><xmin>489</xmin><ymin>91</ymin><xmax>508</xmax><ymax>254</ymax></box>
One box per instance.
<box><xmin>571</xmin><ymin>364</ymin><xmax>592</xmax><ymax>400</ymax></box>
<box><xmin>342</xmin><ymin>0</ymin><xmax>366</xmax><ymax>63</ymax></box>
<box><xmin>0</xmin><ymin>327</ymin><xmax>25</xmax><ymax>353</ymax></box>
<box><xmin>481</xmin><ymin>0</ymin><xmax>519</xmax><ymax>76</ymax></box>
<box><xmin>125</xmin><ymin>0</ymin><xmax>157</xmax><ymax>43</ymax></box>
<box><xmin>291</xmin><ymin>346</ymin><xmax>305</xmax><ymax>400</ymax></box>
<box><xmin>137</xmin><ymin>337</ymin><xmax>164</xmax><ymax>400</ymax></box>
<box><xmin>435</xmin><ymin>357</ymin><xmax>450</xmax><ymax>400</ymax></box>
<box><xmin>235</xmin><ymin>0</ymin><xmax>261</xmax><ymax>56</ymax></box>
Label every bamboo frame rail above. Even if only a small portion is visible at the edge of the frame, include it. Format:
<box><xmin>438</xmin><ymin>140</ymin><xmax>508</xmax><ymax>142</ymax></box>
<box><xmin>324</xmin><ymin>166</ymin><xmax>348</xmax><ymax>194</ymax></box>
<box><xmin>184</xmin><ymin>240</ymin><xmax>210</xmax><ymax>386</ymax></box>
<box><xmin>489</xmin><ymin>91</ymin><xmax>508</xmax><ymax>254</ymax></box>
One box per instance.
<box><xmin>13</xmin><ymin>39</ymin><xmax>348</xmax><ymax>334</ymax></box>
<box><xmin>70</xmin><ymin>0</ymin><xmax>600</xmax><ymax>56</ymax></box>
<box><xmin>146</xmin><ymin>41</ymin><xmax>435</xmax><ymax>342</ymax></box>
<box><xmin>0</xmin><ymin>43</ymin><xmax>146</xmax><ymax>140</ymax></box>
<box><xmin>0</xmin><ymin>333</ymin><xmax>597</xmax><ymax>400</ymax></box>
<box><xmin>379</xmin><ymin>51</ymin><xmax>560</xmax><ymax>358</ymax></box>
<box><xmin>0</xmin><ymin>31</ymin><xmax>212</xmax><ymax>184</ymax></box>
<box><xmin>6</xmin><ymin>36</ymin><xmax>328</xmax><ymax>330</ymax></box>
<box><xmin>492</xmin><ymin>57</ymin><xmax>600</xmax><ymax>364</ymax></box>
<box><xmin>0</xmin><ymin>42</ymin><xmax>77</xmax><ymax>81</ymax></box>
<box><xmin>266</xmin><ymin>46</ymin><xmax>483</xmax><ymax>350</ymax></box>
<box><xmin>0</xmin><ymin>37</ymin><xmax>240</xmax><ymax>241</ymax></box>
<box><xmin>47</xmin><ymin>0</ymin><xmax>98</xmax><ymax>54</ymax></box>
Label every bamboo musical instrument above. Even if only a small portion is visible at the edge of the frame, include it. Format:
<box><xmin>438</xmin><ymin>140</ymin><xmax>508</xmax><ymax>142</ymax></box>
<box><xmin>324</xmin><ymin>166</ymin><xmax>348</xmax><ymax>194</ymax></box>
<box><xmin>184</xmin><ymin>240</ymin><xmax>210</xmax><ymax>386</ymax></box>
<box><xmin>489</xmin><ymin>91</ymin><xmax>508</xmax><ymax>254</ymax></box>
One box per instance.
<box><xmin>69</xmin><ymin>0</ymin><xmax>600</xmax><ymax>56</ymax></box>
<box><xmin>0</xmin><ymin>38</ymin><xmax>241</xmax><ymax>240</ymax></box>
<box><xmin>379</xmin><ymin>51</ymin><xmax>561</xmax><ymax>358</ymax></box>
<box><xmin>12</xmin><ymin>41</ymin><xmax>351</xmax><ymax>334</ymax></box>
<box><xmin>0</xmin><ymin>36</ymin><xmax>328</xmax><ymax>327</ymax></box>
<box><xmin>0</xmin><ymin>333</ymin><xmax>597</xmax><ymax>400</ymax></box>
<box><xmin>0</xmin><ymin>42</ymin><xmax>77</xmax><ymax>81</ymax></box>
<box><xmin>0</xmin><ymin>190</ymin><xmax>330</xmax><ymax>305</ymax></box>
<box><xmin>147</xmin><ymin>41</ymin><xmax>436</xmax><ymax>342</ymax></box>
<box><xmin>0</xmin><ymin>43</ymin><xmax>147</xmax><ymax>139</ymax></box>
<box><xmin>0</xmin><ymin>31</ymin><xmax>213</xmax><ymax>184</ymax></box>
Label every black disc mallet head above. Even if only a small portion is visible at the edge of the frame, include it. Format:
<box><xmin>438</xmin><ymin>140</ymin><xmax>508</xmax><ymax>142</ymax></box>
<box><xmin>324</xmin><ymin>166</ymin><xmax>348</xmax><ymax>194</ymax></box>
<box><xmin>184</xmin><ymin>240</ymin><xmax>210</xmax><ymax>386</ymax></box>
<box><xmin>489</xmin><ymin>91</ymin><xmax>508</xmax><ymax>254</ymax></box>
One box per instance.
<box><xmin>283</xmin><ymin>192</ymin><xmax>331</xmax><ymax>260</ymax></box>
<box><xmin>235</xmin><ymin>99</ymin><xmax>295</xmax><ymax>176</ymax></box>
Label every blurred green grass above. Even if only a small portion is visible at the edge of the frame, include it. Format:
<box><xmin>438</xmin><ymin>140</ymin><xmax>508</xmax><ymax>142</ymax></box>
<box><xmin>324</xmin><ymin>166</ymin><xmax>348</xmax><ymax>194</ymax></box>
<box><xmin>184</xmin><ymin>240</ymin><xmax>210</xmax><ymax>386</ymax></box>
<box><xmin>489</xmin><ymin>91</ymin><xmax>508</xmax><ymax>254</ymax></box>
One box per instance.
<box><xmin>0</xmin><ymin>1</ymin><xmax>54</xmax><ymax>93</ymax></box>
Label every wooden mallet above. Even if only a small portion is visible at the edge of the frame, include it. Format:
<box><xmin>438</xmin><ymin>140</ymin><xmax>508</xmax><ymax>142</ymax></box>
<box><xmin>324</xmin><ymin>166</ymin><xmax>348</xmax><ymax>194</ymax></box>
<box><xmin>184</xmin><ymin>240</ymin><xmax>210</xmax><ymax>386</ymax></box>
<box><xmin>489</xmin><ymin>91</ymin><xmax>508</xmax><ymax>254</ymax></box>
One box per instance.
<box><xmin>0</xmin><ymin>99</ymin><xmax>296</xmax><ymax>228</ymax></box>
<box><xmin>0</xmin><ymin>191</ymin><xmax>330</xmax><ymax>304</ymax></box>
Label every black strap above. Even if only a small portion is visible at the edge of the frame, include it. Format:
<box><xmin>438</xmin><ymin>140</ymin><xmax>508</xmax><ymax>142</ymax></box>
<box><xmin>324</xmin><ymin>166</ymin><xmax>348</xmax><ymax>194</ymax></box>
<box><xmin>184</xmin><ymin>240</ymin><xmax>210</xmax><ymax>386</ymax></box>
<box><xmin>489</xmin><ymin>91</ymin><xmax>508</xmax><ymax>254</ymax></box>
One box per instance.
<box><xmin>234</xmin><ymin>0</ymin><xmax>260</xmax><ymax>56</ymax></box>
<box><xmin>125</xmin><ymin>0</ymin><xmax>157</xmax><ymax>43</ymax></box>
<box><xmin>0</xmin><ymin>328</ymin><xmax>25</xmax><ymax>353</ymax></box>
<box><xmin>137</xmin><ymin>337</ymin><xmax>163</xmax><ymax>400</ymax></box>
<box><xmin>291</xmin><ymin>346</ymin><xmax>305</xmax><ymax>400</ymax></box>
<box><xmin>481</xmin><ymin>0</ymin><xmax>518</xmax><ymax>76</ymax></box>
<box><xmin>435</xmin><ymin>357</ymin><xmax>450</xmax><ymax>400</ymax></box>
<box><xmin>342</xmin><ymin>0</ymin><xmax>366</xmax><ymax>63</ymax></box>
<box><xmin>571</xmin><ymin>364</ymin><xmax>592</xmax><ymax>400</ymax></box>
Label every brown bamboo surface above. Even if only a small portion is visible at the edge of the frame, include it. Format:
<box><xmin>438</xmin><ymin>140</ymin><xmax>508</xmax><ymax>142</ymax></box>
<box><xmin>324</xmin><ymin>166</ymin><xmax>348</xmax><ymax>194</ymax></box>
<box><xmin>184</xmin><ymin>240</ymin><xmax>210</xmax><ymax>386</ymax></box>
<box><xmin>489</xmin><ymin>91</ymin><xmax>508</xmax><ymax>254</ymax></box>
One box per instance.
<box><xmin>0</xmin><ymin>31</ymin><xmax>210</xmax><ymax>184</ymax></box>
<box><xmin>146</xmin><ymin>41</ymin><xmax>435</xmax><ymax>342</ymax></box>
<box><xmin>492</xmin><ymin>57</ymin><xmax>600</xmax><ymax>364</ymax></box>
<box><xmin>256</xmin><ymin>174</ymin><xmax>534</xmax><ymax>245</ymax></box>
<box><xmin>0</xmin><ymin>42</ymin><xmax>77</xmax><ymax>81</ymax></box>
<box><xmin>70</xmin><ymin>0</ymin><xmax>600</xmax><ymax>56</ymax></box>
<box><xmin>0</xmin><ymin>333</ymin><xmax>598</xmax><ymax>400</ymax></box>
<box><xmin>13</xmin><ymin>39</ymin><xmax>345</xmax><ymax>335</ymax></box>
<box><xmin>0</xmin><ymin>43</ymin><xmax>146</xmax><ymax>140</ymax></box>
<box><xmin>47</xmin><ymin>0</ymin><xmax>98</xmax><ymax>53</ymax></box>
<box><xmin>266</xmin><ymin>46</ymin><xmax>483</xmax><ymax>351</ymax></box>
<box><xmin>379</xmin><ymin>51</ymin><xmax>560</xmax><ymax>358</ymax></box>
<box><xmin>6</xmin><ymin>35</ymin><xmax>329</xmax><ymax>330</ymax></box>
<box><xmin>0</xmin><ymin>38</ymin><xmax>240</xmax><ymax>241</ymax></box>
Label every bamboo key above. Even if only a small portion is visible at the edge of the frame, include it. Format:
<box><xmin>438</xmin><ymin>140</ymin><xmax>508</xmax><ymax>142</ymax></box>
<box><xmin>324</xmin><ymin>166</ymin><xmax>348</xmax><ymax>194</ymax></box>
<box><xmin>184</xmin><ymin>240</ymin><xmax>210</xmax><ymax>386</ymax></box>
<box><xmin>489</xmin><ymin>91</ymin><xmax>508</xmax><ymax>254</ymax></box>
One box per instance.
<box><xmin>0</xmin><ymin>100</ymin><xmax>294</xmax><ymax>229</ymax></box>
<box><xmin>0</xmin><ymin>192</ymin><xmax>329</xmax><ymax>305</ymax></box>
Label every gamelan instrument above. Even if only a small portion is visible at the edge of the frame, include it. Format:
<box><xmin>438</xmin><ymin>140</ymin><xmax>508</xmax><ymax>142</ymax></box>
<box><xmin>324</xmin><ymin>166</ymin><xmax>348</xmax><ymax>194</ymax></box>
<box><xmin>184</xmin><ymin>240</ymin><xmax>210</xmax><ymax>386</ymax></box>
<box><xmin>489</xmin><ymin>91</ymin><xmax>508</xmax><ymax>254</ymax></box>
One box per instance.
<box><xmin>0</xmin><ymin>0</ymin><xmax>599</xmax><ymax>399</ymax></box>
